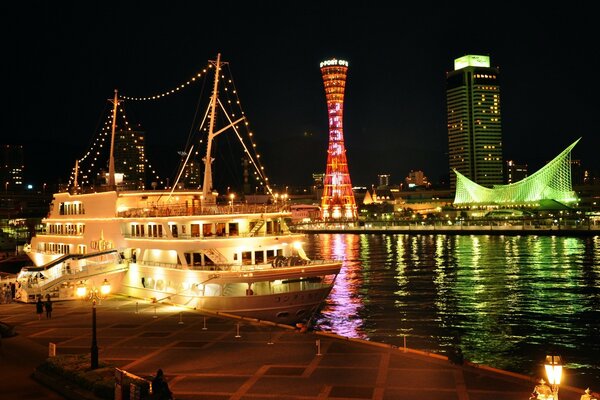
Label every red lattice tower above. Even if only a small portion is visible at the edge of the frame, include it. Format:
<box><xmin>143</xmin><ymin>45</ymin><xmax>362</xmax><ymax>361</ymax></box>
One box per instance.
<box><xmin>320</xmin><ymin>59</ymin><xmax>358</xmax><ymax>220</ymax></box>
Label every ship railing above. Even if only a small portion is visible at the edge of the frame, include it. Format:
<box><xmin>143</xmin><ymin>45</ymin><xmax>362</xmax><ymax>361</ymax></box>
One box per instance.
<box><xmin>122</xmin><ymin>231</ymin><xmax>298</xmax><ymax>240</ymax></box>
<box><xmin>116</xmin><ymin>203</ymin><xmax>288</xmax><ymax>218</ymax></box>
<box><xmin>137</xmin><ymin>258</ymin><xmax>339</xmax><ymax>271</ymax></box>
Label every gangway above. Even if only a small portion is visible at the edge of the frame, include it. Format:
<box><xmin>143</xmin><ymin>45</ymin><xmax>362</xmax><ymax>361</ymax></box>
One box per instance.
<box><xmin>16</xmin><ymin>249</ymin><xmax>129</xmax><ymax>302</ymax></box>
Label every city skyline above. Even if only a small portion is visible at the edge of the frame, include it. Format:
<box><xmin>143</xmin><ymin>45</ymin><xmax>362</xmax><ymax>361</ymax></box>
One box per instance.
<box><xmin>3</xmin><ymin>3</ymin><xmax>599</xmax><ymax>189</ymax></box>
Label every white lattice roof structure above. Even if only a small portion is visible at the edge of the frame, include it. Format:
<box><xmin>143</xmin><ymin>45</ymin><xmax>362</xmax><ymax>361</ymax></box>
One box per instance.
<box><xmin>453</xmin><ymin>138</ymin><xmax>580</xmax><ymax>205</ymax></box>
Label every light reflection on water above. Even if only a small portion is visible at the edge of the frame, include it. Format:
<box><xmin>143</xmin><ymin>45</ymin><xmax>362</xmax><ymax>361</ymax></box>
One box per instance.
<box><xmin>308</xmin><ymin>233</ymin><xmax>600</xmax><ymax>389</ymax></box>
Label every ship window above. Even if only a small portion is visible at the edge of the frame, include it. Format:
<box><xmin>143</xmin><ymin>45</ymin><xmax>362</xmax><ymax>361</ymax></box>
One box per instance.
<box><xmin>266</xmin><ymin>221</ymin><xmax>273</xmax><ymax>234</ymax></box>
<box><xmin>191</xmin><ymin>224</ymin><xmax>201</xmax><ymax>237</ymax></box>
<box><xmin>266</xmin><ymin>250</ymin><xmax>275</xmax><ymax>262</ymax></box>
<box><xmin>204</xmin><ymin>255</ymin><xmax>215</xmax><ymax>268</ymax></box>
<box><xmin>216</xmin><ymin>223</ymin><xmax>226</xmax><ymax>236</ymax></box>
<box><xmin>255</xmin><ymin>251</ymin><xmax>264</xmax><ymax>264</ymax></box>
<box><xmin>241</xmin><ymin>251</ymin><xmax>252</xmax><ymax>265</ymax></box>
<box><xmin>202</xmin><ymin>224</ymin><xmax>212</xmax><ymax>237</ymax></box>
<box><xmin>228</xmin><ymin>222</ymin><xmax>239</xmax><ymax>236</ymax></box>
<box><xmin>170</xmin><ymin>224</ymin><xmax>178</xmax><ymax>237</ymax></box>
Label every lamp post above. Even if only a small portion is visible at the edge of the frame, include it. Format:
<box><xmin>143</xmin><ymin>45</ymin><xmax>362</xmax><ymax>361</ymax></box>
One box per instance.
<box><xmin>77</xmin><ymin>279</ymin><xmax>111</xmax><ymax>369</ymax></box>
<box><xmin>229</xmin><ymin>193</ymin><xmax>235</xmax><ymax>212</ymax></box>
<box><xmin>545</xmin><ymin>355</ymin><xmax>563</xmax><ymax>400</ymax></box>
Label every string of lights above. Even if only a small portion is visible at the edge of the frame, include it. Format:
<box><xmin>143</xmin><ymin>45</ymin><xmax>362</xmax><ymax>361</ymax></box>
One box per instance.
<box><xmin>118</xmin><ymin>63</ymin><xmax>212</xmax><ymax>102</ymax></box>
<box><xmin>218</xmin><ymin>64</ymin><xmax>273</xmax><ymax>196</ymax></box>
<box><xmin>68</xmin><ymin>105</ymin><xmax>163</xmax><ymax>189</ymax></box>
<box><xmin>67</xmin><ymin>58</ymin><xmax>273</xmax><ymax>196</ymax></box>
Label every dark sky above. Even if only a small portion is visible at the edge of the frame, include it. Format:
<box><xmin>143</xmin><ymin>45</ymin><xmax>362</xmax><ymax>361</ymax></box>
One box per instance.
<box><xmin>3</xmin><ymin>2</ymin><xmax>598</xmax><ymax>189</ymax></box>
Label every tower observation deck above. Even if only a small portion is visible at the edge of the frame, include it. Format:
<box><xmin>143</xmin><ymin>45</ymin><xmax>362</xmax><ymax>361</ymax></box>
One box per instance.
<box><xmin>319</xmin><ymin>58</ymin><xmax>358</xmax><ymax>220</ymax></box>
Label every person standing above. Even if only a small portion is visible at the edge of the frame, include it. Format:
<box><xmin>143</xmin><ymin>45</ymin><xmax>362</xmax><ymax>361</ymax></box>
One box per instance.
<box><xmin>44</xmin><ymin>297</ymin><xmax>53</xmax><ymax>319</ymax></box>
<box><xmin>151</xmin><ymin>368</ymin><xmax>173</xmax><ymax>400</ymax></box>
<box><xmin>35</xmin><ymin>297</ymin><xmax>44</xmax><ymax>320</ymax></box>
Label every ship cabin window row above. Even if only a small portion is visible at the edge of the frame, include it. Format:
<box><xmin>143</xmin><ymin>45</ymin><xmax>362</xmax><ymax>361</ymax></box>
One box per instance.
<box><xmin>59</xmin><ymin>202</ymin><xmax>85</xmax><ymax>215</ymax></box>
<box><xmin>184</xmin><ymin>249</ymin><xmax>283</xmax><ymax>268</ymax></box>
<box><xmin>39</xmin><ymin>242</ymin><xmax>71</xmax><ymax>254</ymax></box>
<box><xmin>47</xmin><ymin>223</ymin><xmax>85</xmax><ymax>235</ymax></box>
<box><xmin>129</xmin><ymin>222</ymin><xmax>241</xmax><ymax>238</ymax></box>
<box><xmin>234</xmin><ymin>249</ymin><xmax>283</xmax><ymax>265</ymax></box>
<box><xmin>127</xmin><ymin>219</ymin><xmax>283</xmax><ymax>239</ymax></box>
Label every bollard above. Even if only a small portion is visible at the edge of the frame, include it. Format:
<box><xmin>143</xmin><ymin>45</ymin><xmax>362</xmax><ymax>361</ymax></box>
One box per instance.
<box><xmin>202</xmin><ymin>316</ymin><xmax>207</xmax><ymax>330</ymax></box>
<box><xmin>178</xmin><ymin>312</ymin><xmax>184</xmax><ymax>325</ymax></box>
<box><xmin>267</xmin><ymin>329</ymin><xmax>274</xmax><ymax>345</ymax></box>
<box><xmin>235</xmin><ymin>322</ymin><xmax>241</xmax><ymax>338</ymax></box>
<box><xmin>135</xmin><ymin>301</ymin><xmax>138</xmax><ymax>314</ymax></box>
<box><xmin>153</xmin><ymin>305</ymin><xmax>158</xmax><ymax>319</ymax></box>
<box><xmin>403</xmin><ymin>335</ymin><xmax>407</xmax><ymax>353</ymax></box>
<box><xmin>316</xmin><ymin>339</ymin><xmax>322</xmax><ymax>356</ymax></box>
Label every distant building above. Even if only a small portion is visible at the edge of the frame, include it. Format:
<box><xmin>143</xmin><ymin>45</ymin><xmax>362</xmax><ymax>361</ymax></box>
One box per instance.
<box><xmin>377</xmin><ymin>174</ymin><xmax>390</xmax><ymax>188</ymax></box>
<box><xmin>289</xmin><ymin>204</ymin><xmax>321</xmax><ymax>222</ymax></box>
<box><xmin>114</xmin><ymin>130</ymin><xmax>146</xmax><ymax>189</ymax></box>
<box><xmin>570</xmin><ymin>159</ymin><xmax>583</xmax><ymax>185</ymax></box>
<box><xmin>405</xmin><ymin>170</ymin><xmax>429</xmax><ymax>188</ymax></box>
<box><xmin>447</xmin><ymin>54</ymin><xmax>503</xmax><ymax>189</ymax></box>
<box><xmin>363</xmin><ymin>187</ymin><xmax>395</xmax><ymax>204</ymax></box>
<box><xmin>454</xmin><ymin>139</ymin><xmax>579</xmax><ymax>206</ymax></box>
<box><xmin>312</xmin><ymin>173</ymin><xmax>325</xmax><ymax>188</ymax></box>
<box><xmin>505</xmin><ymin>160</ymin><xmax>528</xmax><ymax>184</ymax></box>
<box><xmin>0</xmin><ymin>144</ymin><xmax>24</xmax><ymax>191</ymax></box>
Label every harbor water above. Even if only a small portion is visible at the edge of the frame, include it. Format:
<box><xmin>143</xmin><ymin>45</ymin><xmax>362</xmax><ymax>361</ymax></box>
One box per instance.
<box><xmin>307</xmin><ymin>233</ymin><xmax>600</xmax><ymax>390</ymax></box>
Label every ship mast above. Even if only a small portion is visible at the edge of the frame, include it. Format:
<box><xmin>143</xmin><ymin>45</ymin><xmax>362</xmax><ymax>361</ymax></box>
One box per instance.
<box><xmin>202</xmin><ymin>53</ymin><xmax>222</xmax><ymax>201</ymax></box>
<box><xmin>108</xmin><ymin>89</ymin><xmax>119</xmax><ymax>190</ymax></box>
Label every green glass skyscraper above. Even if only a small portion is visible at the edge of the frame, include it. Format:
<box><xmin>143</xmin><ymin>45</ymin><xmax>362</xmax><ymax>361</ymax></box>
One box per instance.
<box><xmin>447</xmin><ymin>55</ymin><xmax>503</xmax><ymax>189</ymax></box>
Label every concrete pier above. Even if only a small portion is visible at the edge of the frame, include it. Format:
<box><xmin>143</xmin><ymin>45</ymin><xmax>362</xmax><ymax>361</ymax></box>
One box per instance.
<box><xmin>0</xmin><ymin>297</ymin><xmax>592</xmax><ymax>399</ymax></box>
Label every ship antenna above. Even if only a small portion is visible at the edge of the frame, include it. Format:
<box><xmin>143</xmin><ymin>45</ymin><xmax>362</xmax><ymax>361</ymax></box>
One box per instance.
<box><xmin>107</xmin><ymin>89</ymin><xmax>120</xmax><ymax>190</ymax></box>
<box><xmin>202</xmin><ymin>53</ymin><xmax>221</xmax><ymax>201</ymax></box>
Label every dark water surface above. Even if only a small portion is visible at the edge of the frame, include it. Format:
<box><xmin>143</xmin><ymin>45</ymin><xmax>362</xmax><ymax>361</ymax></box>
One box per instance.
<box><xmin>307</xmin><ymin>233</ymin><xmax>600</xmax><ymax>390</ymax></box>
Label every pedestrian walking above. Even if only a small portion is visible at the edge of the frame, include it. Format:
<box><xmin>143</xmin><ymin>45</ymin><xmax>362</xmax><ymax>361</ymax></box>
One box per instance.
<box><xmin>35</xmin><ymin>297</ymin><xmax>44</xmax><ymax>320</ymax></box>
<box><xmin>44</xmin><ymin>297</ymin><xmax>53</xmax><ymax>319</ymax></box>
<box><xmin>151</xmin><ymin>368</ymin><xmax>173</xmax><ymax>400</ymax></box>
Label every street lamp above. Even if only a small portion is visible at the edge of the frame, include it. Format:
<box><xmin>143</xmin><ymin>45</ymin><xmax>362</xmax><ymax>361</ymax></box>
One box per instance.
<box><xmin>229</xmin><ymin>193</ymin><xmax>235</xmax><ymax>212</ymax></box>
<box><xmin>77</xmin><ymin>279</ymin><xmax>111</xmax><ymax>369</ymax></box>
<box><xmin>545</xmin><ymin>355</ymin><xmax>563</xmax><ymax>399</ymax></box>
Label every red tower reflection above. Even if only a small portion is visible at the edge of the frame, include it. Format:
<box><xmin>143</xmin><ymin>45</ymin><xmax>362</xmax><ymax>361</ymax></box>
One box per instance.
<box><xmin>319</xmin><ymin>59</ymin><xmax>358</xmax><ymax>220</ymax></box>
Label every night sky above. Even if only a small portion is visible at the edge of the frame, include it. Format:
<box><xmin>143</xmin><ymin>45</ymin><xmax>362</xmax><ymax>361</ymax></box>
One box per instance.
<box><xmin>3</xmin><ymin>2</ymin><xmax>598</xmax><ymax>189</ymax></box>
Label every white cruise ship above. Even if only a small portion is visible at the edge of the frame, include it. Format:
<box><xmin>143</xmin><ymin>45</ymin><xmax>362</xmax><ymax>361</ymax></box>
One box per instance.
<box><xmin>16</xmin><ymin>54</ymin><xmax>341</xmax><ymax>325</ymax></box>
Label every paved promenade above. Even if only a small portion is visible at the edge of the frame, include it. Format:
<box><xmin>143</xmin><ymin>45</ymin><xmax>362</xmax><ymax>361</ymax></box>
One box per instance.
<box><xmin>0</xmin><ymin>297</ymin><xmax>593</xmax><ymax>399</ymax></box>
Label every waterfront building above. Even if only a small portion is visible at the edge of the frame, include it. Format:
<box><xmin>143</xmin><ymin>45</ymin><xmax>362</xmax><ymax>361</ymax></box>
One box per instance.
<box><xmin>182</xmin><ymin>157</ymin><xmax>202</xmax><ymax>189</ymax></box>
<box><xmin>114</xmin><ymin>129</ymin><xmax>146</xmax><ymax>189</ymax></box>
<box><xmin>505</xmin><ymin>160</ymin><xmax>528</xmax><ymax>184</ymax></box>
<box><xmin>453</xmin><ymin>138</ymin><xmax>580</xmax><ymax>206</ymax></box>
<box><xmin>405</xmin><ymin>170</ymin><xmax>430</xmax><ymax>188</ymax></box>
<box><xmin>1</xmin><ymin>144</ymin><xmax>24</xmax><ymax>191</ymax></box>
<box><xmin>447</xmin><ymin>55</ymin><xmax>503</xmax><ymax>189</ymax></box>
<box><xmin>377</xmin><ymin>174</ymin><xmax>390</xmax><ymax>188</ymax></box>
<box><xmin>319</xmin><ymin>58</ymin><xmax>358</xmax><ymax>220</ymax></box>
